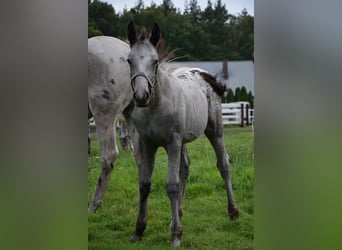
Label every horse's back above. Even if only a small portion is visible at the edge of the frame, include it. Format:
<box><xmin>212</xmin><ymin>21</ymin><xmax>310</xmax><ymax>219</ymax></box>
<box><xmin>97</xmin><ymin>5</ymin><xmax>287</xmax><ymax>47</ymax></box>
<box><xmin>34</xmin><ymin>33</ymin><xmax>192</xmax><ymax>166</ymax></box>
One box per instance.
<box><xmin>88</xmin><ymin>36</ymin><xmax>130</xmax><ymax>80</ymax></box>
<box><xmin>88</xmin><ymin>36</ymin><xmax>132</xmax><ymax>114</ymax></box>
<box><xmin>88</xmin><ymin>36</ymin><xmax>129</xmax><ymax>55</ymax></box>
<box><xmin>171</xmin><ymin>67</ymin><xmax>211</xmax><ymax>92</ymax></box>
<box><xmin>163</xmin><ymin>68</ymin><xmax>212</xmax><ymax>141</ymax></box>
<box><xmin>171</xmin><ymin>67</ymin><xmax>211</xmax><ymax>103</ymax></box>
<box><xmin>171</xmin><ymin>67</ymin><xmax>208</xmax><ymax>76</ymax></box>
<box><xmin>170</xmin><ymin>67</ymin><xmax>224</xmax><ymax>140</ymax></box>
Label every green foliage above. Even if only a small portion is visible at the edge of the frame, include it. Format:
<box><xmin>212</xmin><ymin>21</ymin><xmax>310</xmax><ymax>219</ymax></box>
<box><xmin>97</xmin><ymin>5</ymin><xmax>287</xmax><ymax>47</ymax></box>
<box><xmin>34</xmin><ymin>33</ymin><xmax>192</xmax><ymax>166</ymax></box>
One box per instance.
<box><xmin>88</xmin><ymin>21</ymin><xmax>102</xmax><ymax>38</ymax></box>
<box><xmin>234</xmin><ymin>87</ymin><xmax>241</xmax><ymax>102</ymax></box>
<box><xmin>240</xmin><ymin>86</ymin><xmax>248</xmax><ymax>102</ymax></box>
<box><xmin>161</xmin><ymin>0</ymin><xmax>176</xmax><ymax>16</ymax></box>
<box><xmin>226</xmin><ymin>88</ymin><xmax>235</xmax><ymax>103</ymax></box>
<box><xmin>247</xmin><ymin>91</ymin><xmax>254</xmax><ymax>108</ymax></box>
<box><xmin>189</xmin><ymin>0</ymin><xmax>201</xmax><ymax>23</ymax></box>
<box><xmin>88</xmin><ymin>128</ymin><xmax>254</xmax><ymax>249</ymax></box>
<box><xmin>236</xmin><ymin>9</ymin><xmax>254</xmax><ymax>60</ymax></box>
<box><xmin>222</xmin><ymin>87</ymin><xmax>254</xmax><ymax>105</ymax></box>
<box><xmin>88</xmin><ymin>0</ymin><xmax>254</xmax><ymax>61</ymax></box>
<box><xmin>88</xmin><ymin>0</ymin><xmax>118</xmax><ymax>37</ymax></box>
<box><xmin>168</xmin><ymin>16</ymin><xmax>211</xmax><ymax>60</ymax></box>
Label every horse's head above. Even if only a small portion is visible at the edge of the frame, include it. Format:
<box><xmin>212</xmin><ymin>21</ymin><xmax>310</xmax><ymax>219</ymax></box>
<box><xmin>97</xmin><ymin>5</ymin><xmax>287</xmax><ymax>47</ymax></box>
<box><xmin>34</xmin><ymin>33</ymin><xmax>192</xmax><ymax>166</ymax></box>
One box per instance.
<box><xmin>127</xmin><ymin>21</ymin><xmax>161</xmax><ymax>107</ymax></box>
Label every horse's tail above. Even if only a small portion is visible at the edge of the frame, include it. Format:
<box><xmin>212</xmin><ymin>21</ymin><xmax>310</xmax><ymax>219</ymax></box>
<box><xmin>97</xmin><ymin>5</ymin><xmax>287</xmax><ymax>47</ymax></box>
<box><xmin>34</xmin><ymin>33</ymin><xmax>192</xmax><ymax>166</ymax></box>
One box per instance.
<box><xmin>199</xmin><ymin>72</ymin><xmax>226</xmax><ymax>97</ymax></box>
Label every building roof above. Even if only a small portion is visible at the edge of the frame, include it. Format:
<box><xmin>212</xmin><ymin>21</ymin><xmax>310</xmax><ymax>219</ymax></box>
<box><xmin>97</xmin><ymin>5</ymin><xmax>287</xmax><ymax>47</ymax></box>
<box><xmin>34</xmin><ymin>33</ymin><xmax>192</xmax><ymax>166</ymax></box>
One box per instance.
<box><xmin>169</xmin><ymin>60</ymin><xmax>254</xmax><ymax>94</ymax></box>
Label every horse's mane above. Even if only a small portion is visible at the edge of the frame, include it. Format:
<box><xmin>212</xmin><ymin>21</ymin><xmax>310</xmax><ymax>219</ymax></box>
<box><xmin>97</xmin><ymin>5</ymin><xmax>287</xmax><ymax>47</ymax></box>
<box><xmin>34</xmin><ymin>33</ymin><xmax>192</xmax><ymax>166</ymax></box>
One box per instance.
<box><xmin>137</xmin><ymin>27</ymin><xmax>149</xmax><ymax>41</ymax></box>
<box><xmin>136</xmin><ymin>26</ymin><xmax>225</xmax><ymax>97</ymax></box>
<box><xmin>137</xmin><ymin>27</ymin><xmax>175</xmax><ymax>64</ymax></box>
<box><xmin>199</xmin><ymin>72</ymin><xmax>227</xmax><ymax>97</ymax></box>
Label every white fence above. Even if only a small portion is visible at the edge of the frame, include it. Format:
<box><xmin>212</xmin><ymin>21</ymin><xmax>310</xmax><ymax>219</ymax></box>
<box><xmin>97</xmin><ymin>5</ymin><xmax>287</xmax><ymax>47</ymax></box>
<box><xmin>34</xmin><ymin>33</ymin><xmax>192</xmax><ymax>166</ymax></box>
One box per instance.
<box><xmin>90</xmin><ymin>102</ymin><xmax>254</xmax><ymax>128</ymax></box>
<box><xmin>221</xmin><ymin>102</ymin><xmax>254</xmax><ymax>126</ymax></box>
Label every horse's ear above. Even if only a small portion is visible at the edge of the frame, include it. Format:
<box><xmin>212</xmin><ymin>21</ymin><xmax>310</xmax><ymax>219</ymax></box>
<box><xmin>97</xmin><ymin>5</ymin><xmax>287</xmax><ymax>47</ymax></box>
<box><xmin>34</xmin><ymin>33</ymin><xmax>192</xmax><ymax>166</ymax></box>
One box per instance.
<box><xmin>149</xmin><ymin>22</ymin><xmax>160</xmax><ymax>47</ymax></box>
<box><xmin>127</xmin><ymin>21</ymin><xmax>137</xmax><ymax>47</ymax></box>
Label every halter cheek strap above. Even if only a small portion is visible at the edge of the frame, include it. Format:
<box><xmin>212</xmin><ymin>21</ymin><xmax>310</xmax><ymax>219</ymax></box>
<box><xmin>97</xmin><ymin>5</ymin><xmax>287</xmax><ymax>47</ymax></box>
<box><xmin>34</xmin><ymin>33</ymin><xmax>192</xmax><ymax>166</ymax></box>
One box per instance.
<box><xmin>130</xmin><ymin>62</ymin><xmax>158</xmax><ymax>95</ymax></box>
<box><xmin>130</xmin><ymin>68</ymin><xmax>157</xmax><ymax>93</ymax></box>
<box><xmin>131</xmin><ymin>73</ymin><xmax>152</xmax><ymax>92</ymax></box>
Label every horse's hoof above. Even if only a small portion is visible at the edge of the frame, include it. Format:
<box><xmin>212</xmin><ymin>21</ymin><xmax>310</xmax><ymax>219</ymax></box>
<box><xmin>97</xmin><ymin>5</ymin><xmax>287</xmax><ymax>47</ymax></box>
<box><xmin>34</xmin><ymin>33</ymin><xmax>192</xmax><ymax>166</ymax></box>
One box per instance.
<box><xmin>88</xmin><ymin>203</ymin><xmax>100</xmax><ymax>213</ymax></box>
<box><xmin>229</xmin><ymin>207</ymin><xmax>239</xmax><ymax>220</ymax></box>
<box><xmin>130</xmin><ymin>234</ymin><xmax>141</xmax><ymax>243</ymax></box>
<box><xmin>171</xmin><ymin>239</ymin><xmax>180</xmax><ymax>248</ymax></box>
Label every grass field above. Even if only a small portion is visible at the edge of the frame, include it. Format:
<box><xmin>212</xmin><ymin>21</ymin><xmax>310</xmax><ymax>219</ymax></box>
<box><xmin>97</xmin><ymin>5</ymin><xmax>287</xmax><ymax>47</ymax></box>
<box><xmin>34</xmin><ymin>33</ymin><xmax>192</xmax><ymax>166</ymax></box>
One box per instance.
<box><xmin>88</xmin><ymin>126</ymin><xmax>254</xmax><ymax>249</ymax></box>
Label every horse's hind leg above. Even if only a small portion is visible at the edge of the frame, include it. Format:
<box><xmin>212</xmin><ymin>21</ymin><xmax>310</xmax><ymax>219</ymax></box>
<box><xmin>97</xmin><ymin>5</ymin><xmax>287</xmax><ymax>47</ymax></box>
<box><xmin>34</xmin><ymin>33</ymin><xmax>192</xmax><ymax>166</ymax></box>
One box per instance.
<box><xmin>88</xmin><ymin>113</ymin><xmax>118</xmax><ymax>212</ymax></box>
<box><xmin>205</xmin><ymin>126</ymin><xmax>239</xmax><ymax>220</ymax></box>
<box><xmin>178</xmin><ymin>144</ymin><xmax>190</xmax><ymax>218</ymax></box>
<box><xmin>165</xmin><ymin>136</ymin><xmax>183</xmax><ymax>248</ymax></box>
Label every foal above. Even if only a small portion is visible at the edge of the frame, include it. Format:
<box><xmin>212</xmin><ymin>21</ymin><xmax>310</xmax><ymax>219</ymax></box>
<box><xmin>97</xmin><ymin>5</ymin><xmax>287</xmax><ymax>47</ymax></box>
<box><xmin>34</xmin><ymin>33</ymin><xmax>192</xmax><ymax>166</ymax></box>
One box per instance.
<box><xmin>127</xmin><ymin>21</ymin><xmax>239</xmax><ymax>247</ymax></box>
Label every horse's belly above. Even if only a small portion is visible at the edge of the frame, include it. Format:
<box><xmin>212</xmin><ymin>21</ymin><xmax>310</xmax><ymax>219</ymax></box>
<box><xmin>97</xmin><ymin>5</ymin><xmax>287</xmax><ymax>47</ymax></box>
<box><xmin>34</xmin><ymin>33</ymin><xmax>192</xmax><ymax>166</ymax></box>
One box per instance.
<box><xmin>132</xmin><ymin>94</ymin><xmax>208</xmax><ymax>145</ymax></box>
<box><xmin>183</xmin><ymin>121</ymin><xmax>206</xmax><ymax>143</ymax></box>
<box><xmin>183</xmin><ymin>131</ymin><xmax>201</xmax><ymax>143</ymax></box>
<box><xmin>183</xmin><ymin>101</ymin><xmax>208</xmax><ymax>142</ymax></box>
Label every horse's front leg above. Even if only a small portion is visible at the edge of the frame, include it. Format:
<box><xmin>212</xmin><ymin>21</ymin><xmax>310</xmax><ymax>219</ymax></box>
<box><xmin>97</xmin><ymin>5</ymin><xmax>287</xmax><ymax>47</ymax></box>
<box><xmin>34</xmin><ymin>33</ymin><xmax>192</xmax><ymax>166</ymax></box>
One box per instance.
<box><xmin>131</xmin><ymin>140</ymin><xmax>157</xmax><ymax>243</ymax></box>
<box><xmin>166</xmin><ymin>135</ymin><xmax>182</xmax><ymax>247</ymax></box>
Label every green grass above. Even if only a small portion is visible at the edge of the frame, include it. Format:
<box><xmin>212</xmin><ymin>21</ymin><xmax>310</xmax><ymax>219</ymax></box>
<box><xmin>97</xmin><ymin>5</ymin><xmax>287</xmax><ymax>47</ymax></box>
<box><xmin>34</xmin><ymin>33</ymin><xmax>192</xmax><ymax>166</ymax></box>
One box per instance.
<box><xmin>88</xmin><ymin>127</ymin><xmax>254</xmax><ymax>249</ymax></box>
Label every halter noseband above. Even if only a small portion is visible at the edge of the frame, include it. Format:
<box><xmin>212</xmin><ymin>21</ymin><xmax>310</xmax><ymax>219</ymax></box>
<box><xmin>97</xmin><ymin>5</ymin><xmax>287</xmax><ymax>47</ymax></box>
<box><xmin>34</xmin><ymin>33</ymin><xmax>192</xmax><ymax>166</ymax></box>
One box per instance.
<box><xmin>130</xmin><ymin>73</ymin><xmax>155</xmax><ymax>93</ymax></box>
<box><xmin>130</xmin><ymin>61</ymin><xmax>158</xmax><ymax>94</ymax></box>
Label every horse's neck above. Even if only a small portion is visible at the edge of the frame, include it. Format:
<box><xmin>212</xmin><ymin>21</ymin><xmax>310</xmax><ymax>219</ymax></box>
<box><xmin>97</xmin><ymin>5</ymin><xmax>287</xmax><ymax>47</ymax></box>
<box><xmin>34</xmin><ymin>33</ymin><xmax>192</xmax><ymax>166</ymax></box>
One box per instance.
<box><xmin>149</xmin><ymin>68</ymin><xmax>173</xmax><ymax>108</ymax></box>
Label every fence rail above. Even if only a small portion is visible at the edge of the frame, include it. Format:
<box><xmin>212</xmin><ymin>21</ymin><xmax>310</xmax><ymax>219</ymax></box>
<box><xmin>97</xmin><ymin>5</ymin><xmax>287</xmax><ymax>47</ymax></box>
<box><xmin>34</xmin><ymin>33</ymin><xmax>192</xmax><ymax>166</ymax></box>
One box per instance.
<box><xmin>90</xmin><ymin>102</ymin><xmax>254</xmax><ymax>128</ymax></box>
<box><xmin>221</xmin><ymin>102</ymin><xmax>254</xmax><ymax>126</ymax></box>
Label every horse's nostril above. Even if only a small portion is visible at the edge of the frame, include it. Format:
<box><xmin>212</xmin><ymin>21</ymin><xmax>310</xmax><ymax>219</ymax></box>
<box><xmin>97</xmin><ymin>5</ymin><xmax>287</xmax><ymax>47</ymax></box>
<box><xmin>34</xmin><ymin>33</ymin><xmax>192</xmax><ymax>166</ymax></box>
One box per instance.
<box><xmin>133</xmin><ymin>91</ymin><xmax>149</xmax><ymax>107</ymax></box>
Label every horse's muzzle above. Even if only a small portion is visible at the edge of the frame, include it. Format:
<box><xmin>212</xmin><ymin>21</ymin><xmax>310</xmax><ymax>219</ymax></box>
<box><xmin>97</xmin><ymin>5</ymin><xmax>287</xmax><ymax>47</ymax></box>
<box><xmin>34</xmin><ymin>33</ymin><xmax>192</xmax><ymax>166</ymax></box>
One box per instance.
<box><xmin>133</xmin><ymin>91</ymin><xmax>150</xmax><ymax>107</ymax></box>
<box><xmin>131</xmin><ymin>73</ymin><xmax>154</xmax><ymax>107</ymax></box>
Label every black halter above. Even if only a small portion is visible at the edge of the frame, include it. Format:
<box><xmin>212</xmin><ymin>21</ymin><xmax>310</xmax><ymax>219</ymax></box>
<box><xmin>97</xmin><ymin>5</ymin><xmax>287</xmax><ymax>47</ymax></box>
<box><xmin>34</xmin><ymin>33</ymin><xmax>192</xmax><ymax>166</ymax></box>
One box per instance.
<box><xmin>130</xmin><ymin>63</ymin><xmax>158</xmax><ymax>94</ymax></box>
<box><xmin>130</xmin><ymin>73</ymin><xmax>155</xmax><ymax>93</ymax></box>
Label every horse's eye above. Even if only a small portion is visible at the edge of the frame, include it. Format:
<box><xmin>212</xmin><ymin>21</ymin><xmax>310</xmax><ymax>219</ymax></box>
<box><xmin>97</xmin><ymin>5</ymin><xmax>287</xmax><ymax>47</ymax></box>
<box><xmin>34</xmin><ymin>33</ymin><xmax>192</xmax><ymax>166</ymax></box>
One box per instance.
<box><xmin>127</xmin><ymin>59</ymin><xmax>131</xmax><ymax>65</ymax></box>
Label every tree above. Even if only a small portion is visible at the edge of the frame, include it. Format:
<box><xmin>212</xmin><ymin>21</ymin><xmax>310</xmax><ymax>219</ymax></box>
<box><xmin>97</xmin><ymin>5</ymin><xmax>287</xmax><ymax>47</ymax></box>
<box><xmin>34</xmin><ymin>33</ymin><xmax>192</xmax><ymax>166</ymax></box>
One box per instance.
<box><xmin>87</xmin><ymin>0</ymin><xmax>254</xmax><ymax>61</ymax></box>
<box><xmin>88</xmin><ymin>0</ymin><xmax>118</xmax><ymax>36</ymax></box>
<box><xmin>240</xmin><ymin>86</ymin><xmax>248</xmax><ymax>101</ymax></box>
<box><xmin>133</xmin><ymin>0</ymin><xmax>144</xmax><ymax>14</ymax></box>
<box><xmin>234</xmin><ymin>87</ymin><xmax>241</xmax><ymax>101</ymax></box>
<box><xmin>236</xmin><ymin>9</ymin><xmax>254</xmax><ymax>60</ymax></box>
<box><xmin>168</xmin><ymin>15</ymin><xmax>211</xmax><ymax>60</ymax></box>
<box><xmin>247</xmin><ymin>91</ymin><xmax>254</xmax><ymax>108</ymax></box>
<box><xmin>202</xmin><ymin>0</ymin><xmax>213</xmax><ymax>23</ymax></box>
<box><xmin>88</xmin><ymin>21</ymin><xmax>103</xmax><ymax>38</ymax></box>
<box><xmin>189</xmin><ymin>0</ymin><xmax>201</xmax><ymax>23</ymax></box>
<box><xmin>202</xmin><ymin>0</ymin><xmax>229</xmax><ymax>59</ymax></box>
<box><xmin>161</xmin><ymin>0</ymin><xmax>176</xmax><ymax>16</ymax></box>
<box><xmin>115</xmin><ymin>9</ymin><xmax>135</xmax><ymax>40</ymax></box>
<box><xmin>226</xmin><ymin>88</ymin><xmax>235</xmax><ymax>103</ymax></box>
<box><xmin>184</xmin><ymin>0</ymin><xmax>189</xmax><ymax>14</ymax></box>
